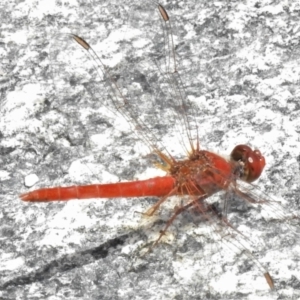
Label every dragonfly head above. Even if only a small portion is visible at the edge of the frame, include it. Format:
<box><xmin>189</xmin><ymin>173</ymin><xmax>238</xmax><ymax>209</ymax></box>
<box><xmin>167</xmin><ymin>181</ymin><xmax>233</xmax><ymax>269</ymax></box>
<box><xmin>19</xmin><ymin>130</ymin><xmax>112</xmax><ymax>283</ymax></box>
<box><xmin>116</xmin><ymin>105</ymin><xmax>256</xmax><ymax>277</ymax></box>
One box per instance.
<box><xmin>230</xmin><ymin>144</ymin><xmax>266</xmax><ymax>183</ymax></box>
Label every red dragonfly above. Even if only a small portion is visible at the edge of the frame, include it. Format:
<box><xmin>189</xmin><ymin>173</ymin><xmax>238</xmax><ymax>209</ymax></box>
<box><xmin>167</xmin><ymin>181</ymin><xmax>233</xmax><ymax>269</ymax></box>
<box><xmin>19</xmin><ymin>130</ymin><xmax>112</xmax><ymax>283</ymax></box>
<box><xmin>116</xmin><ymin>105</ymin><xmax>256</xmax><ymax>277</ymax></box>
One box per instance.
<box><xmin>19</xmin><ymin>1</ymin><xmax>296</xmax><ymax>290</ymax></box>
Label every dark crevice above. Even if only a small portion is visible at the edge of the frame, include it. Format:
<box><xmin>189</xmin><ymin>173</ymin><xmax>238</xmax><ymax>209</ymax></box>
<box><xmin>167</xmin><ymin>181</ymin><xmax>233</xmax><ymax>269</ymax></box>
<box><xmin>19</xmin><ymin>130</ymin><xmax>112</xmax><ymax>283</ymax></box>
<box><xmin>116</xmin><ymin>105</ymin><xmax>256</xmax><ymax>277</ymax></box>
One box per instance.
<box><xmin>0</xmin><ymin>234</ymin><xmax>128</xmax><ymax>290</ymax></box>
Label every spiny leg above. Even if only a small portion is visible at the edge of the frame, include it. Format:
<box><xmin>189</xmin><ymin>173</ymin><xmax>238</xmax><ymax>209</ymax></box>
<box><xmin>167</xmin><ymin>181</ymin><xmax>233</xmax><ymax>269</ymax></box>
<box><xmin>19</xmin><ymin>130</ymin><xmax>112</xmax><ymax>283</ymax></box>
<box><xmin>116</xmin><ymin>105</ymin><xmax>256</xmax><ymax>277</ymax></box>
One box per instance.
<box><xmin>144</xmin><ymin>187</ymin><xmax>178</xmax><ymax>216</ymax></box>
<box><xmin>149</xmin><ymin>195</ymin><xmax>209</xmax><ymax>251</ymax></box>
<box><xmin>148</xmin><ymin>202</ymin><xmax>195</xmax><ymax>251</ymax></box>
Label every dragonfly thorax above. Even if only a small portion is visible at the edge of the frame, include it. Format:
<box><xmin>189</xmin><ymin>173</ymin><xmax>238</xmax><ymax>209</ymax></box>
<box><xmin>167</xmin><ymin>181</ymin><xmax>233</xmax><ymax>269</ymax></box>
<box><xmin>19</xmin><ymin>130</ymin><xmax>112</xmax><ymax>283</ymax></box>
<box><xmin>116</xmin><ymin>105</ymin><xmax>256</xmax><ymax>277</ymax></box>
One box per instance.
<box><xmin>169</xmin><ymin>150</ymin><xmax>234</xmax><ymax>196</ymax></box>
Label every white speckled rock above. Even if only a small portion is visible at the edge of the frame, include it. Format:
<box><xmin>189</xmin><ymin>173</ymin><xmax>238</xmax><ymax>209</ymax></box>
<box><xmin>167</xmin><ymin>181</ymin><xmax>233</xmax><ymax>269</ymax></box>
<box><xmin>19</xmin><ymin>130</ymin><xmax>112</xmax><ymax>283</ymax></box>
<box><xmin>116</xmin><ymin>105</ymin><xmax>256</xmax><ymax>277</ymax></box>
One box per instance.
<box><xmin>1</xmin><ymin>0</ymin><xmax>300</xmax><ymax>299</ymax></box>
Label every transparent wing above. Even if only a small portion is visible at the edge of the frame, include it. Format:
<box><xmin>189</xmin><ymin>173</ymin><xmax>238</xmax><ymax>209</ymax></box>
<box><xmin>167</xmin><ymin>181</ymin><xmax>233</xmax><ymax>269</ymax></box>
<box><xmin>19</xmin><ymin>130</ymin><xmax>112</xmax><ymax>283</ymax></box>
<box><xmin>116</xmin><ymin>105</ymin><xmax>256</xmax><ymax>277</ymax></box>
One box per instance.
<box><xmin>232</xmin><ymin>179</ymin><xmax>299</xmax><ymax>223</ymax></box>
<box><xmin>133</xmin><ymin>189</ymin><xmax>276</xmax><ymax>289</ymax></box>
<box><xmin>48</xmin><ymin>0</ymin><xmax>206</xmax><ymax>166</ymax></box>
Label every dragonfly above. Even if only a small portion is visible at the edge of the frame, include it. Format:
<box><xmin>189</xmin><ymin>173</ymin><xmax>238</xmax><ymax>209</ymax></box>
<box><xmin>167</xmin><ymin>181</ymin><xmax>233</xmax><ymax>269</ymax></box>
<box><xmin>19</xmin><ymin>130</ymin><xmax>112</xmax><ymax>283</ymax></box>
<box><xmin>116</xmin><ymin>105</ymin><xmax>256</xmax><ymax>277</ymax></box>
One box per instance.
<box><xmin>19</xmin><ymin>0</ymin><xmax>297</xmax><ymax>291</ymax></box>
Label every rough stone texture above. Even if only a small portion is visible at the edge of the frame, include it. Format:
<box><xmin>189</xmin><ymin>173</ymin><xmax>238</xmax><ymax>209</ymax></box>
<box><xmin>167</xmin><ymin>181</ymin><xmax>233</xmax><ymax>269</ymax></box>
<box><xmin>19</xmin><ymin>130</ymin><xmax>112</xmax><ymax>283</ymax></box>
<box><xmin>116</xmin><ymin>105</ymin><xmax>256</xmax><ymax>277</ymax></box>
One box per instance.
<box><xmin>1</xmin><ymin>0</ymin><xmax>300</xmax><ymax>299</ymax></box>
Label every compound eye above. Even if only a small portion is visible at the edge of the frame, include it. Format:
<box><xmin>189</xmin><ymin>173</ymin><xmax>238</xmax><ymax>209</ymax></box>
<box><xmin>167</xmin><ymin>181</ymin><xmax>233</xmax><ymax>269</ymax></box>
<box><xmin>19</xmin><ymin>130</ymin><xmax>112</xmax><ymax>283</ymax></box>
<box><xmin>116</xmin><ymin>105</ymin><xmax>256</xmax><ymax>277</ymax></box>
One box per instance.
<box><xmin>230</xmin><ymin>144</ymin><xmax>266</xmax><ymax>183</ymax></box>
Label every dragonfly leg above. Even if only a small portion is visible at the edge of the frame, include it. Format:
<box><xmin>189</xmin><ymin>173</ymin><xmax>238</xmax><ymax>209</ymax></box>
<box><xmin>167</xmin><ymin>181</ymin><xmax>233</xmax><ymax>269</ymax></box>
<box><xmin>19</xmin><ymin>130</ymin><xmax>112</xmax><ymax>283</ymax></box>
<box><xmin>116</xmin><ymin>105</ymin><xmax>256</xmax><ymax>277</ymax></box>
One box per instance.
<box><xmin>150</xmin><ymin>200</ymin><xmax>199</xmax><ymax>250</ymax></box>
<box><xmin>149</xmin><ymin>194</ymin><xmax>212</xmax><ymax>251</ymax></box>
<box><xmin>143</xmin><ymin>187</ymin><xmax>178</xmax><ymax>217</ymax></box>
